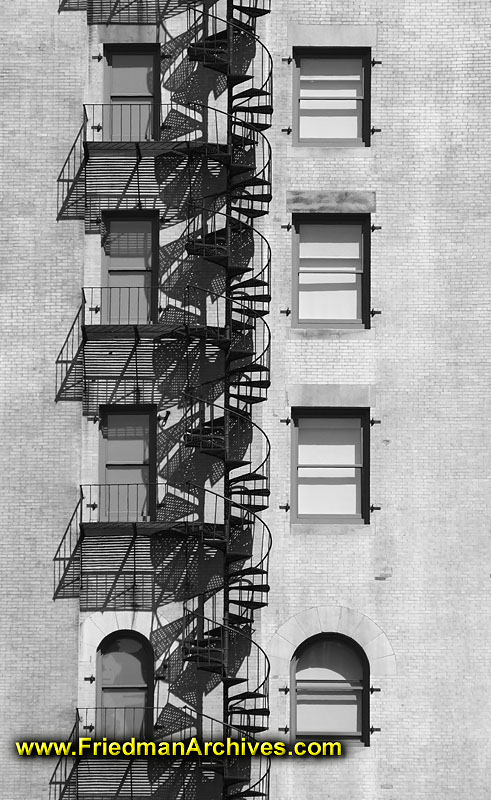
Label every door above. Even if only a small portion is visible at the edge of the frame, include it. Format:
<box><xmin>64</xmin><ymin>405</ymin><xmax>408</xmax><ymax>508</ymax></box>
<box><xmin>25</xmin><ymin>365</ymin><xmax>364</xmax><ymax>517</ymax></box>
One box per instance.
<box><xmin>97</xmin><ymin>632</ymin><xmax>153</xmax><ymax>740</ymax></box>
<box><xmin>101</xmin><ymin>216</ymin><xmax>157</xmax><ymax>325</ymax></box>
<box><xmin>103</xmin><ymin>46</ymin><xmax>159</xmax><ymax>141</ymax></box>
<box><xmin>99</xmin><ymin>408</ymin><xmax>156</xmax><ymax>523</ymax></box>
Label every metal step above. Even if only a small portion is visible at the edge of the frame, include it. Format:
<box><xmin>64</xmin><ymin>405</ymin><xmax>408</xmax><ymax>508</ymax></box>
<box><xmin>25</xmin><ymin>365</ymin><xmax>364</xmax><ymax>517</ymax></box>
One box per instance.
<box><xmin>229</xmin><ymin>599</ymin><xmax>267</xmax><ymax>610</ymax></box>
<box><xmin>229</xmin><ymin>690</ymin><xmax>267</xmax><ymax>703</ymax></box>
<box><xmin>234</xmin><ymin>87</ymin><xmax>270</xmax><ymax>100</ymax></box>
<box><xmin>230</xmin><ymin>487</ymin><xmax>270</xmax><ymax>497</ymax></box>
<box><xmin>233</xmin><ymin>4</ymin><xmax>270</xmax><ymax>16</ymax></box>
<box><xmin>223</xmin><ymin>676</ymin><xmax>247</xmax><ymax>687</ymax></box>
<box><xmin>229</xmin><ymin>472</ymin><xmax>268</xmax><ymax>485</ymax></box>
<box><xmin>232</xmin><ymin>193</ymin><xmax>272</xmax><ymax>203</ymax></box>
<box><xmin>234</xmin><ymin>105</ymin><xmax>274</xmax><ymax>115</ymax></box>
<box><xmin>229</xmin><ymin>707</ymin><xmax>270</xmax><ymax>716</ymax></box>
<box><xmin>230</xmin><ymin>568</ymin><xmax>267</xmax><ymax>579</ymax></box>
<box><xmin>230</xmin><ymin>379</ymin><xmax>270</xmax><ymax>388</ymax></box>
<box><xmin>231</xmin><ymin>131</ymin><xmax>257</xmax><ymax>147</ymax></box>
<box><xmin>231</xmin><ymin>206</ymin><xmax>268</xmax><ymax>219</ymax></box>
<box><xmin>231</xmin><ymin>292</ymin><xmax>271</xmax><ymax>302</ymax></box>
<box><xmin>231</xmin><ymin>175</ymin><xmax>271</xmax><ymax>188</ymax></box>
<box><xmin>230</xmin><ymin>582</ymin><xmax>270</xmax><ymax>591</ymax></box>
<box><xmin>231</xmin><ymin>278</ymin><xmax>268</xmax><ymax>291</ymax></box>
<box><xmin>227</xmin><ymin>612</ymin><xmax>253</xmax><ymax>625</ymax></box>
<box><xmin>228</xmin><ymin>364</ymin><xmax>270</xmax><ymax>375</ymax></box>
<box><xmin>231</xmin><ymin>394</ymin><xmax>265</xmax><ymax>405</ymax></box>
<box><xmin>228</xmin><ymin>348</ymin><xmax>255</xmax><ymax>361</ymax></box>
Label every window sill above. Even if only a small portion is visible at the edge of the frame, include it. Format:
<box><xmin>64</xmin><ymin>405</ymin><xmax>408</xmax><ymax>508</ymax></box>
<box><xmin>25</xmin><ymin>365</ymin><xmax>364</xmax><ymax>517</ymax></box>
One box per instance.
<box><xmin>289</xmin><ymin>326</ymin><xmax>375</xmax><ymax>340</ymax></box>
<box><xmin>288</xmin><ymin>146</ymin><xmax>372</xmax><ymax>159</ymax></box>
<box><xmin>290</xmin><ymin>521</ymin><xmax>371</xmax><ymax>534</ymax></box>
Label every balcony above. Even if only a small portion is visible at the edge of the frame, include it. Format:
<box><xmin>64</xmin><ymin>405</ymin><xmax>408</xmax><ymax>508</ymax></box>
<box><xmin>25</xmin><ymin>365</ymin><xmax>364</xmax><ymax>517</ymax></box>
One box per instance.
<box><xmin>57</xmin><ymin>103</ymin><xmax>272</xmax><ymax>228</ymax></box>
<box><xmin>50</xmin><ymin>707</ymin><xmax>270</xmax><ymax>800</ymax></box>
<box><xmin>59</xmin><ymin>0</ymin><xmax>203</xmax><ymax>25</ymax></box>
<box><xmin>54</xmin><ymin>483</ymin><xmax>236</xmax><ymax>609</ymax></box>
<box><xmin>54</xmin><ymin>481</ymin><xmax>270</xmax><ymax>612</ymax></box>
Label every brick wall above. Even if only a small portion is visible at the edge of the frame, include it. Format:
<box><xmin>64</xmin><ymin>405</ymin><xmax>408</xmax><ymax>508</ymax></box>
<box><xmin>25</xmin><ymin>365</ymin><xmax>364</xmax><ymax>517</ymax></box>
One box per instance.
<box><xmin>259</xmin><ymin>1</ymin><xmax>491</xmax><ymax>798</ymax></box>
<box><xmin>0</xmin><ymin>4</ymin><xmax>88</xmax><ymax>798</ymax></box>
<box><xmin>2</xmin><ymin>1</ymin><xmax>491</xmax><ymax>799</ymax></box>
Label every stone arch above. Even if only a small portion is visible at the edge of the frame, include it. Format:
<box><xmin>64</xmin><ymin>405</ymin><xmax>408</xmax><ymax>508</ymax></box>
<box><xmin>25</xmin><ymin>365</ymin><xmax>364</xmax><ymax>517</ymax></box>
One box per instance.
<box><xmin>268</xmin><ymin>605</ymin><xmax>396</xmax><ymax>677</ymax></box>
<box><xmin>78</xmin><ymin>610</ymin><xmax>165</xmax><ymax>709</ymax></box>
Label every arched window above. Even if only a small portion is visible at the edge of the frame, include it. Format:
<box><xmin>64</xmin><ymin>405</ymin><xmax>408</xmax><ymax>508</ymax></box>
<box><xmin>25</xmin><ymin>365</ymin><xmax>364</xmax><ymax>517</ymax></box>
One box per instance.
<box><xmin>291</xmin><ymin>633</ymin><xmax>370</xmax><ymax>745</ymax></box>
<box><xmin>96</xmin><ymin>631</ymin><xmax>154</xmax><ymax>740</ymax></box>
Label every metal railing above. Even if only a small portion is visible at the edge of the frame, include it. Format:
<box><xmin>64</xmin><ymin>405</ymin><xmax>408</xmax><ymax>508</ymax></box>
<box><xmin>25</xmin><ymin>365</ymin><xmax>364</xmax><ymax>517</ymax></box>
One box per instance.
<box><xmin>85</xmin><ymin>103</ymin><xmax>155</xmax><ymax>143</ymax></box>
<box><xmin>59</xmin><ymin>0</ymin><xmax>204</xmax><ymax>23</ymax></box>
<box><xmin>188</xmin><ymin>11</ymin><xmax>274</xmax><ymax>127</ymax></box>
<box><xmin>57</xmin><ymin>112</ymin><xmax>88</xmax><ymax>220</ymax></box>
<box><xmin>53</xmin><ymin>496</ymin><xmax>83</xmax><ymax>599</ymax></box>
<box><xmin>183</xmin><ymin>598</ymin><xmax>271</xmax><ymax>732</ymax></box>
<box><xmin>49</xmin><ymin>711</ymin><xmax>80</xmax><ymax>800</ymax></box>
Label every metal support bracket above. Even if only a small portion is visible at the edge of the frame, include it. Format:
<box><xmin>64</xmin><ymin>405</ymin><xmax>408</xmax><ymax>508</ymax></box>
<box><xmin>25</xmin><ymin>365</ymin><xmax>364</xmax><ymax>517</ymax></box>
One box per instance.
<box><xmin>370</xmin><ymin>505</ymin><xmax>381</xmax><ymax>513</ymax></box>
<box><xmin>279</xmin><ymin>503</ymin><xmax>290</xmax><ymax>512</ymax></box>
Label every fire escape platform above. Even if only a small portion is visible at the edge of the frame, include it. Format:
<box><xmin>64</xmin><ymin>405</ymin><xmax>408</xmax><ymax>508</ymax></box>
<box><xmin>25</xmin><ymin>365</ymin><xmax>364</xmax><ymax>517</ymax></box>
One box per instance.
<box><xmin>83</xmin><ymin>323</ymin><xmax>187</xmax><ymax>342</ymax></box>
<box><xmin>85</xmin><ymin>140</ymin><xmax>230</xmax><ymax>158</ymax></box>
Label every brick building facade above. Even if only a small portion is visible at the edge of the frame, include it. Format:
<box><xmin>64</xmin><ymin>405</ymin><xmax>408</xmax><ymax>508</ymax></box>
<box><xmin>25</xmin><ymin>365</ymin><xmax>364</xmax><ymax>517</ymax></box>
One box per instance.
<box><xmin>2</xmin><ymin>1</ymin><xmax>491</xmax><ymax>799</ymax></box>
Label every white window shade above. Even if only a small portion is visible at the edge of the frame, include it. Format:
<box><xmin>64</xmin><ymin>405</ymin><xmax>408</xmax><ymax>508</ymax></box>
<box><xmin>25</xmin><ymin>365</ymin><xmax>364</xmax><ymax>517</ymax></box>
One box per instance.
<box><xmin>297</xmin><ymin>223</ymin><xmax>363</xmax><ymax>323</ymax></box>
<box><xmin>296</xmin><ymin>417</ymin><xmax>363</xmax><ymax>517</ymax></box>
<box><xmin>109</xmin><ymin>220</ymin><xmax>153</xmax><ymax>271</ymax></box>
<box><xmin>111</xmin><ymin>53</ymin><xmax>154</xmax><ymax>98</ymax></box>
<box><xmin>294</xmin><ymin>638</ymin><xmax>365</xmax><ymax>738</ymax></box>
<box><xmin>299</xmin><ymin>58</ymin><xmax>363</xmax><ymax>141</ymax></box>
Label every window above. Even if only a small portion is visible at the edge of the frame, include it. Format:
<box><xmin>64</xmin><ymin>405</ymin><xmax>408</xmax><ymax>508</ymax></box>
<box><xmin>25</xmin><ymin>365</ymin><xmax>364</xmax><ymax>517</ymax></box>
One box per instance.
<box><xmin>291</xmin><ymin>634</ymin><xmax>370</xmax><ymax>745</ymax></box>
<box><xmin>103</xmin><ymin>44</ymin><xmax>161</xmax><ymax>141</ymax></box>
<box><xmin>293</xmin><ymin>48</ymin><xmax>371</xmax><ymax>146</ymax></box>
<box><xmin>99</xmin><ymin>406</ymin><xmax>157</xmax><ymax>522</ymax></box>
<box><xmin>291</xmin><ymin>408</ymin><xmax>370</xmax><ymax>523</ymax></box>
<box><xmin>101</xmin><ymin>212</ymin><xmax>159</xmax><ymax>325</ymax></box>
<box><xmin>96</xmin><ymin>631</ymin><xmax>154</xmax><ymax>740</ymax></box>
<box><xmin>292</xmin><ymin>214</ymin><xmax>370</xmax><ymax>327</ymax></box>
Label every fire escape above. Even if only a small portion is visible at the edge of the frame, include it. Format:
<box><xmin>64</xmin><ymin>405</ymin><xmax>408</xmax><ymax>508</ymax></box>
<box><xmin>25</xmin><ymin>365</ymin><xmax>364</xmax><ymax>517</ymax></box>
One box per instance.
<box><xmin>52</xmin><ymin>1</ymin><xmax>273</xmax><ymax>798</ymax></box>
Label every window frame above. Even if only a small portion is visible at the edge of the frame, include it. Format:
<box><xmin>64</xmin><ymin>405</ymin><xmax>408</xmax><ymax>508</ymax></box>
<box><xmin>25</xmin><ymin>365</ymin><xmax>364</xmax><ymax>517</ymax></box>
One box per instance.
<box><xmin>292</xmin><ymin>47</ymin><xmax>371</xmax><ymax>147</ymax></box>
<box><xmin>96</xmin><ymin>629</ymin><xmax>154</xmax><ymax>740</ymax></box>
<box><xmin>291</xmin><ymin>407</ymin><xmax>370</xmax><ymax>524</ymax></box>
<box><xmin>103</xmin><ymin>43</ymin><xmax>161</xmax><ymax>142</ymax></box>
<box><xmin>98</xmin><ymin>404</ymin><xmax>158</xmax><ymax>521</ymax></box>
<box><xmin>292</xmin><ymin>213</ymin><xmax>371</xmax><ymax>329</ymax></box>
<box><xmin>101</xmin><ymin>210</ymin><xmax>160</xmax><ymax>324</ymax></box>
<box><xmin>290</xmin><ymin>632</ymin><xmax>370</xmax><ymax>746</ymax></box>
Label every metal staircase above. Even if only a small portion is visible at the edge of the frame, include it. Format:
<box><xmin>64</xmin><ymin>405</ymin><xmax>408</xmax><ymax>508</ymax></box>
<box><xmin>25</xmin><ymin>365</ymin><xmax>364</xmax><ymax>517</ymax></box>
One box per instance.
<box><xmin>52</xmin><ymin>0</ymin><xmax>273</xmax><ymax>797</ymax></box>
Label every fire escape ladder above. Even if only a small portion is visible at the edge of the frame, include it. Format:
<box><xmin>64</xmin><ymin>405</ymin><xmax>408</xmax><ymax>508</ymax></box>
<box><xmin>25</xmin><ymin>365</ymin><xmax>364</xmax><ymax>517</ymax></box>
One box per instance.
<box><xmin>57</xmin><ymin>117</ymin><xmax>89</xmax><ymax>220</ymax></box>
<box><xmin>53</xmin><ymin>0</ymin><xmax>273</xmax><ymax>797</ymax></box>
<box><xmin>101</xmin><ymin>525</ymin><xmax>139</xmax><ymax>611</ymax></box>
<box><xmin>53</xmin><ymin>498</ymin><xmax>83</xmax><ymax>601</ymax></box>
<box><xmin>55</xmin><ymin>299</ymin><xmax>86</xmax><ymax>402</ymax></box>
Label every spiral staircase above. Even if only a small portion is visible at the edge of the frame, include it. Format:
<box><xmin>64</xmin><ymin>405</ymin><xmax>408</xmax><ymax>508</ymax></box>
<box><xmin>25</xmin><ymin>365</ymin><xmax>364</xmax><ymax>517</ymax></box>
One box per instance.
<box><xmin>52</xmin><ymin>0</ymin><xmax>273</xmax><ymax>798</ymax></box>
